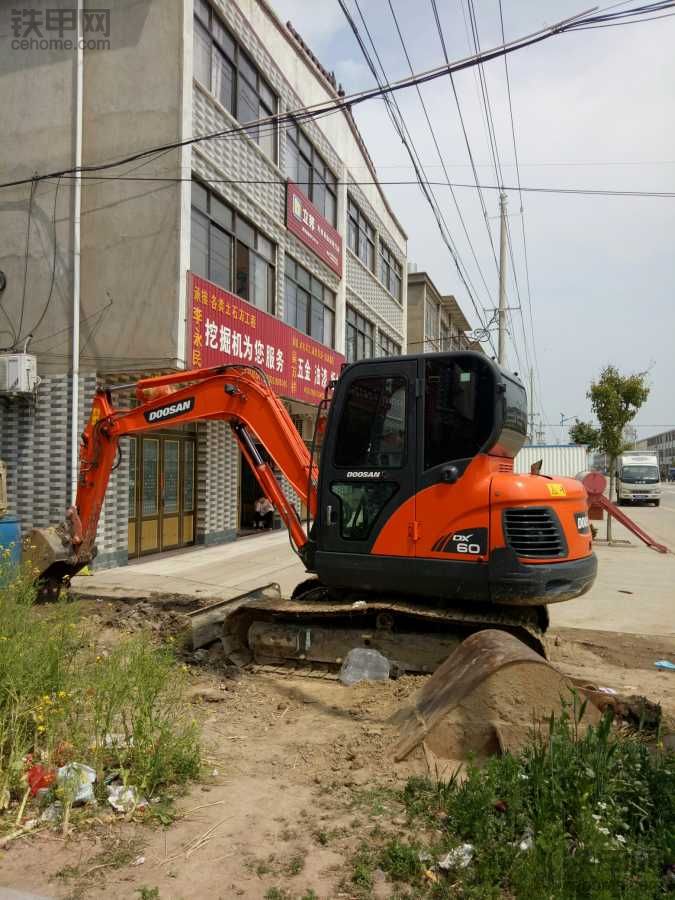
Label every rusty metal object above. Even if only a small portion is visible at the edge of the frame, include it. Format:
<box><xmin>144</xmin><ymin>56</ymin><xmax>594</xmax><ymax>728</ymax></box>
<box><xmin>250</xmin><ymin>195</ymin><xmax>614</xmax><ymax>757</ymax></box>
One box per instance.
<box><xmin>390</xmin><ymin>629</ymin><xmax>557</xmax><ymax>761</ymax></box>
<box><xmin>582</xmin><ymin>472</ymin><xmax>668</xmax><ymax>553</ymax></box>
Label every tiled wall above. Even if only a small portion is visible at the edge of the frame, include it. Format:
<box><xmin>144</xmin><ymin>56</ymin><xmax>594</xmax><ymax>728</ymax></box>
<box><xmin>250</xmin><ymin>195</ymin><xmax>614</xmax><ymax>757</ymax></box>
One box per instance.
<box><xmin>0</xmin><ymin>375</ymin><xmax>127</xmax><ymax>568</ymax></box>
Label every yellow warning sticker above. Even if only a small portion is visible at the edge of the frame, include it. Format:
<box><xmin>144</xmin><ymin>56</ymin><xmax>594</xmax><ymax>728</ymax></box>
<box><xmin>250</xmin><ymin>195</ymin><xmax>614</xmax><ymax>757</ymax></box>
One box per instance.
<box><xmin>90</xmin><ymin>408</ymin><xmax>101</xmax><ymax>427</ymax></box>
<box><xmin>547</xmin><ymin>483</ymin><xmax>567</xmax><ymax>497</ymax></box>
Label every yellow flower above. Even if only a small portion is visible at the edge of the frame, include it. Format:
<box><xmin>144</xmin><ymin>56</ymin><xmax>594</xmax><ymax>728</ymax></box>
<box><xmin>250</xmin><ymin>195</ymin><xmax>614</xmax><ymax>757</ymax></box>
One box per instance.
<box><xmin>37</xmin><ymin>725</ymin><xmax>45</xmax><ymax>733</ymax></box>
<box><xmin>57</xmin><ymin>691</ymin><xmax>67</xmax><ymax>699</ymax></box>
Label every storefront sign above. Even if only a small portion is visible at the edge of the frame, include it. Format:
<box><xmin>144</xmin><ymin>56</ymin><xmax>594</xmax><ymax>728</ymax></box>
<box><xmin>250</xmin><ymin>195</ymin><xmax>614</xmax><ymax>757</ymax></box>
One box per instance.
<box><xmin>286</xmin><ymin>181</ymin><xmax>342</xmax><ymax>277</ymax></box>
<box><xmin>187</xmin><ymin>273</ymin><xmax>345</xmax><ymax>405</ymax></box>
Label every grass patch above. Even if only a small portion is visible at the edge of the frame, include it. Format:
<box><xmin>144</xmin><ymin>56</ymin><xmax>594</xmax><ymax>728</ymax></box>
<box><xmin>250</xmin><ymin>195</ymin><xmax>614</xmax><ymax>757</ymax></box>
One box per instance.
<box><xmin>351</xmin><ymin>702</ymin><xmax>675</xmax><ymax>898</ymax></box>
<box><xmin>0</xmin><ymin>562</ymin><xmax>200</xmax><ymax>828</ymax></box>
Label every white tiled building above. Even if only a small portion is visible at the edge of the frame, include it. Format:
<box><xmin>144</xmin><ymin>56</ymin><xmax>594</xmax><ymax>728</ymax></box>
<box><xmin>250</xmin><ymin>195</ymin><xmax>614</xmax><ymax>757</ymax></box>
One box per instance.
<box><xmin>0</xmin><ymin>0</ymin><xmax>407</xmax><ymax>566</ymax></box>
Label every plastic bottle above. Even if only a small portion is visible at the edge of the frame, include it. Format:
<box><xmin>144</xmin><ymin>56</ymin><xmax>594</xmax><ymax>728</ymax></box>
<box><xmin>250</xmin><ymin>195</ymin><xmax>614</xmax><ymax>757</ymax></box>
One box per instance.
<box><xmin>339</xmin><ymin>648</ymin><xmax>390</xmax><ymax>686</ymax></box>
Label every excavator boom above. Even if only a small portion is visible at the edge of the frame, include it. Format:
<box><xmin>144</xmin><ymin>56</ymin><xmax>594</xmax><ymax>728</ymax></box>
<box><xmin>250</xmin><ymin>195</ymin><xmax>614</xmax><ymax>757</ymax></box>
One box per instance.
<box><xmin>27</xmin><ymin>365</ymin><xmax>319</xmax><ymax>587</ymax></box>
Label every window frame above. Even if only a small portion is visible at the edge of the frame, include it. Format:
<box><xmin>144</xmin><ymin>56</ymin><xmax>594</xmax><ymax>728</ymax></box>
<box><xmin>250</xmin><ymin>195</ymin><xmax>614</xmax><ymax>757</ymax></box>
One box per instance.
<box><xmin>285</xmin><ymin>122</ymin><xmax>338</xmax><ymax>227</ymax></box>
<box><xmin>347</xmin><ymin>196</ymin><xmax>375</xmax><ymax>271</ymax></box>
<box><xmin>345</xmin><ymin>304</ymin><xmax>374</xmax><ymax>363</ymax></box>
<box><xmin>378</xmin><ymin>332</ymin><xmax>402</xmax><ymax>358</ymax></box>
<box><xmin>193</xmin><ymin>2</ymin><xmax>279</xmax><ymax>163</ymax></box>
<box><xmin>378</xmin><ymin>239</ymin><xmax>402</xmax><ymax>301</ymax></box>
<box><xmin>284</xmin><ymin>257</ymin><xmax>336</xmax><ymax>348</ymax></box>
<box><xmin>190</xmin><ymin>179</ymin><xmax>276</xmax><ymax>314</ymax></box>
<box><xmin>333</xmin><ymin>375</ymin><xmax>408</xmax><ymax>471</ymax></box>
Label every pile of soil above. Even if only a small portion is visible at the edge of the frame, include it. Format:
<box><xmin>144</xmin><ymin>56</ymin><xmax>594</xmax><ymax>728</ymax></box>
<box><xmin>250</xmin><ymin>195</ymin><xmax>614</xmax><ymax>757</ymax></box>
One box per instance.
<box><xmin>393</xmin><ymin>655</ymin><xmax>600</xmax><ymax>768</ymax></box>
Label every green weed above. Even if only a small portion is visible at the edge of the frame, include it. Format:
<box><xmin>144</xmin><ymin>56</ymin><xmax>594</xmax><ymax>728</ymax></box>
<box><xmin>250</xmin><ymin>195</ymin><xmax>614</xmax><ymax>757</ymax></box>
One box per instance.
<box><xmin>137</xmin><ymin>888</ymin><xmax>160</xmax><ymax>900</ymax></box>
<box><xmin>0</xmin><ymin>562</ymin><xmax>200</xmax><ymax>823</ymax></box>
<box><xmin>351</xmin><ymin>702</ymin><xmax>675</xmax><ymax>898</ymax></box>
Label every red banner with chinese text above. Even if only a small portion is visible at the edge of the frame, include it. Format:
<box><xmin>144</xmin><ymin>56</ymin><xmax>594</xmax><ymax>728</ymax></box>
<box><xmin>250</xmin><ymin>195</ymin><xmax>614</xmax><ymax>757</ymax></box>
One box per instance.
<box><xmin>286</xmin><ymin>181</ymin><xmax>342</xmax><ymax>277</ymax></box>
<box><xmin>187</xmin><ymin>273</ymin><xmax>345</xmax><ymax>405</ymax></box>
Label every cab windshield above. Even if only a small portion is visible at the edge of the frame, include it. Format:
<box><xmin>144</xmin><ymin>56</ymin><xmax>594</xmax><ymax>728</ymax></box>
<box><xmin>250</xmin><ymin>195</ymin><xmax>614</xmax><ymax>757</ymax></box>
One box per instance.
<box><xmin>620</xmin><ymin>465</ymin><xmax>659</xmax><ymax>483</ymax></box>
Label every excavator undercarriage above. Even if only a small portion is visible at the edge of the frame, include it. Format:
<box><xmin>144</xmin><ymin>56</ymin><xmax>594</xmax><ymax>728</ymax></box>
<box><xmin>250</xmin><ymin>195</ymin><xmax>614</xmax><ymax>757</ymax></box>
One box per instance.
<box><xmin>189</xmin><ymin>579</ymin><xmax>550</xmax><ymax>673</ymax></box>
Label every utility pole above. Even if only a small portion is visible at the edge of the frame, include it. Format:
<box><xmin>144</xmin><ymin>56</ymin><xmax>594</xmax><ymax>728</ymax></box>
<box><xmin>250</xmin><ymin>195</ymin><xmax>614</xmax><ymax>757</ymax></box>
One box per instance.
<box><xmin>497</xmin><ymin>192</ymin><xmax>508</xmax><ymax>366</ymax></box>
<box><xmin>529</xmin><ymin>368</ymin><xmax>535</xmax><ymax>444</ymax></box>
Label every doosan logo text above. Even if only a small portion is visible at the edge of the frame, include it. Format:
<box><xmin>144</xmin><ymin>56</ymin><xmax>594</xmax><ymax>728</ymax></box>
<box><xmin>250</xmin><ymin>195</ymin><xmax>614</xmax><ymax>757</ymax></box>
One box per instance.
<box><xmin>144</xmin><ymin>398</ymin><xmax>195</xmax><ymax>423</ymax></box>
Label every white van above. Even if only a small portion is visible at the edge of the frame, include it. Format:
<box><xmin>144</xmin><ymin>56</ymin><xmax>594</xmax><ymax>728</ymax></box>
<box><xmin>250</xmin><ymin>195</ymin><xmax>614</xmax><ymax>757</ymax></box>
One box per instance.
<box><xmin>616</xmin><ymin>453</ymin><xmax>661</xmax><ymax>506</ymax></box>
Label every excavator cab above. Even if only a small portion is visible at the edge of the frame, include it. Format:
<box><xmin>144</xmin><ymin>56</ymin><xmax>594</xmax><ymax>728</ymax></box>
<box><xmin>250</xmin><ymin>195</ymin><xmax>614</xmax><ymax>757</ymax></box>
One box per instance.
<box><xmin>307</xmin><ymin>351</ymin><xmax>595</xmax><ymax>607</ymax></box>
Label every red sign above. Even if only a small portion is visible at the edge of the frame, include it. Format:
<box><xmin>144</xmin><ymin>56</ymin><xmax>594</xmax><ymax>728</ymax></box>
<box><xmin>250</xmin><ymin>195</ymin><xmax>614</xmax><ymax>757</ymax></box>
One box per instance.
<box><xmin>187</xmin><ymin>273</ymin><xmax>345</xmax><ymax>405</ymax></box>
<box><xmin>286</xmin><ymin>181</ymin><xmax>343</xmax><ymax>277</ymax></box>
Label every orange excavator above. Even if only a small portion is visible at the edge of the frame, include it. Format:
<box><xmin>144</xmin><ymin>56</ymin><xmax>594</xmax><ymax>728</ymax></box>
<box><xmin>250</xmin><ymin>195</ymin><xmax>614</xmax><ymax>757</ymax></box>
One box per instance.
<box><xmin>27</xmin><ymin>352</ymin><xmax>596</xmax><ymax>672</ymax></box>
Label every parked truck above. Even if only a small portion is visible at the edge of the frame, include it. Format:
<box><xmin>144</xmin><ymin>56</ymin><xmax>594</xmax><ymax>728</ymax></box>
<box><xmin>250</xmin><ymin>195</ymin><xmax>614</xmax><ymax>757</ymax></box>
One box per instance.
<box><xmin>616</xmin><ymin>452</ymin><xmax>661</xmax><ymax>506</ymax></box>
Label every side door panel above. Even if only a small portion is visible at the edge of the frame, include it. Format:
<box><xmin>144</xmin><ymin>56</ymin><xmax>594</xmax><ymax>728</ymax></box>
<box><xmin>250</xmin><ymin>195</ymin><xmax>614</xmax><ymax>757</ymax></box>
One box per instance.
<box><xmin>316</xmin><ymin>358</ymin><xmax>417</xmax><ymax>557</ymax></box>
<box><xmin>415</xmin><ymin>355</ymin><xmax>496</xmax><ymax>564</ymax></box>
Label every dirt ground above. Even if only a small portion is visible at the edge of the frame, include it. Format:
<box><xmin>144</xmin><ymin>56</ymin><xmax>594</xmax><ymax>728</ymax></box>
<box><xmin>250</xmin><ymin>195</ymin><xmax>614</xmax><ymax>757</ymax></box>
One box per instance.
<box><xmin>1</xmin><ymin>596</ymin><xmax>674</xmax><ymax>900</ymax></box>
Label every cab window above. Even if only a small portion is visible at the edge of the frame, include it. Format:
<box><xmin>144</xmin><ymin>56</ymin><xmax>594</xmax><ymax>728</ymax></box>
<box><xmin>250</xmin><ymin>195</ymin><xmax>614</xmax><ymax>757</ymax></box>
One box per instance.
<box><xmin>334</xmin><ymin>376</ymin><xmax>407</xmax><ymax>469</ymax></box>
<box><xmin>424</xmin><ymin>358</ymin><xmax>494</xmax><ymax>469</ymax></box>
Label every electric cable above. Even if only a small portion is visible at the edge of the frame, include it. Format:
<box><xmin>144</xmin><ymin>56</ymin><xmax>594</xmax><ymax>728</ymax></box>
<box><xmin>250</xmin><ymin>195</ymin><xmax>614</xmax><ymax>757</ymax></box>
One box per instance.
<box><xmin>340</xmin><ymin>0</ymin><xmax>497</xmax><ymax>350</ymax></box>
<box><xmin>51</xmin><ymin>173</ymin><xmax>675</xmax><ymax>197</ymax></box>
<box><xmin>498</xmin><ymin>0</ymin><xmax>549</xmax><ymax>430</ymax></box>
<box><xmin>387</xmin><ymin>0</ymin><xmax>495</xmax><ymax>310</ymax></box>
<box><xmin>10</xmin><ymin>177</ymin><xmax>37</xmax><ymax>349</ymax></box>
<box><xmin>1</xmin><ymin>1</ymin><xmax>671</xmax><ymax>191</ymax></box>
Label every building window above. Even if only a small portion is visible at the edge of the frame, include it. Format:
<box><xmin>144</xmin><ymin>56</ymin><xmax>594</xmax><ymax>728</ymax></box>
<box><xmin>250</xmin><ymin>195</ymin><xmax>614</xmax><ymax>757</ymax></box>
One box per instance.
<box><xmin>191</xmin><ymin>180</ymin><xmax>276</xmax><ymax>313</ymax></box>
<box><xmin>379</xmin><ymin>332</ymin><xmax>401</xmax><ymax>358</ymax></box>
<box><xmin>284</xmin><ymin>257</ymin><xmax>335</xmax><ymax>347</ymax></box>
<box><xmin>425</xmin><ymin>299</ymin><xmax>439</xmax><ymax>348</ymax></box>
<box><xmin>285</xmin><ymin>122</ymin><xmax>338</xmax><ymax>226</ymax></box>
<box><xmin>347</xmin><ymin>196</ymin><xmax>375</xmax><ymax>271</ymax></box>
<box><xmin>193</xmin><ymin>2</ymin><xmax>278</xmax><ymax>162</ymax></box>
<box><xmin>346</xmin><ymin>305</ymin><xmax>374</xmax><ymax>362</ymax></box>
<box><xmin>378</xmin><ymin>240</ymin><xmax>402</xmax><ymax>300</ymax></box>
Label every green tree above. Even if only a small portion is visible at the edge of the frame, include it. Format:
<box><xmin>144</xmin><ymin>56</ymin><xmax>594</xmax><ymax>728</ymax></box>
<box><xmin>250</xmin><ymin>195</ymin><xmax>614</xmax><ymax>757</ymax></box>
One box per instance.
<box><xmin>571</xmin><ymin>366</ymin><xmax>649</xmax><ymax>540</ymax></box>
<box><xmin>569</xmin><ymin>419</ymin><xmax>600</xmax><ymax>449</ymax></box>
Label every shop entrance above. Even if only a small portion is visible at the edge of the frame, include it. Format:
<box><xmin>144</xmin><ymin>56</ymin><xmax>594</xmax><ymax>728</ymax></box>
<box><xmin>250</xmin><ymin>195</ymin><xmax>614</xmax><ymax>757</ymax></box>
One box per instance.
<box><xmin>238</xmin><ymin>445</ymin><xmax>276</xmax><ymax>533</ymax></box>
<box><xmin>128</xmin><ymin>433</ymin><xmax>196</xmax><ymax>558</ymax></box>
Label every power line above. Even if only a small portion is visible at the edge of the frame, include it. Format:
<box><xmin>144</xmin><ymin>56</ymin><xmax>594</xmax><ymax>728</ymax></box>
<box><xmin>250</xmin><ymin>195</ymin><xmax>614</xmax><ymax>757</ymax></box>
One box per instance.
<box><xmin>498</xmin><ymin>0</ymin><xmax>549</xmax><ymax>430</ymax></box>
<box><xmin>50</xmin><ymin>173</ymin><xmax>675</xmax><ymax>197</ymax></box>
<box><xmin>429</xmin><ymin>0</ymin><xmax>499</xmax><ymax>274</ymax></box>
<box><xmin>338</xmin><ymin>0</ymin><xmax>496</xmax><ymax>350</ymax></box>
<box><xmin>387</xmin><ymin>0</ymin><xmax>495</xmax><ymax>310</ymax></box>
<box><xmin>1</xmin><ymin>1</ymin><xmax>671</xmax><ymax>192</ymax></box>
<box><xmin>465</xmin><ymin>0</ymin><xmax>530</xmax><ymax>377</ymax></box>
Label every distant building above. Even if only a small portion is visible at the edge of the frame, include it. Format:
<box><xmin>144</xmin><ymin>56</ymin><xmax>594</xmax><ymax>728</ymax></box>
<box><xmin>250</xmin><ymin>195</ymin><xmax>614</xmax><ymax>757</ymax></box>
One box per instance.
<box><xmin>406</xmin><ymin>270</ymin><xmax>478</xmax><ymax>354</ymax></box>
<box><xmin>635</xmin><ymin>428</ymin><xmax>675</xmax><ymax>475</ymax></box>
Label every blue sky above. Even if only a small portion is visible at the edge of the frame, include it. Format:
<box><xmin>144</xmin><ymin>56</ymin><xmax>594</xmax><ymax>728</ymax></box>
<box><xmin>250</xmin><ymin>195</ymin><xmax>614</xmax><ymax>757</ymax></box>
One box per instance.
<box><xmin>273</xmin><ymin>0</ymin><xmax>675</xmax><ymax>441</ymax></box>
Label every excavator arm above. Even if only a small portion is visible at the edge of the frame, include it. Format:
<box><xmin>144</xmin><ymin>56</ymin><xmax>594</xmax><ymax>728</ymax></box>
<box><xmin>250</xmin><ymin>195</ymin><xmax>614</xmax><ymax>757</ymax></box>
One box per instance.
<box><xmin>26</xmin><ymin>365</ymin><xmax>319</xmax><ymax>588</ymax></box>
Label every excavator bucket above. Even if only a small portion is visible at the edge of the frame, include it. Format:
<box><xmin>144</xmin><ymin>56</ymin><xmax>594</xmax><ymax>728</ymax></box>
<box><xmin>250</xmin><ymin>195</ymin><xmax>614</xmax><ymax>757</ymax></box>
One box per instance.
<box><xmin>390</xmin><ymin>629</ymin><xmax>578</xmax><ymax>762</ymax></box>
<box><xmin>22</xmin><ymin>524</ymin><xmax>88</xmax><ymax>597</ymax></box>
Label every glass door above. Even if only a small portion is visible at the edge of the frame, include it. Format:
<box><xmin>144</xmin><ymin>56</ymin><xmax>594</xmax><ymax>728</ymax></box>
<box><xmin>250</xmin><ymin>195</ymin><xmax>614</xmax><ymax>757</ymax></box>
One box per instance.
<box><xmin>128</xmin><ymin>437</ymin><xmax>138</xmax><ymax>555</ymax></box>
<box><xmin>161</xmin><ymin>439</ymin><xmax>181</xmax><ymax>550</ymax></box>
<box><xmin>128</xmin><ymin>434</ymin><xmax>197</xmax><ymax>558</ymax></box>
<box><xmin>140</xmin><ymin>438</ymin><xmax>160</xmax><ymax>554</ymax></box>
<box><xmin>183</xmin><ymin>440</ymin><xmax>195</xmax><ymax>544</ymax></box>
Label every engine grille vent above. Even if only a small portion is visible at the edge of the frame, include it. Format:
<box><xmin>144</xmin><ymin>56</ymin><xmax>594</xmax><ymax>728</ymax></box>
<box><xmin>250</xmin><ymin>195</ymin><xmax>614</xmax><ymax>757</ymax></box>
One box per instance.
<box><xmin>503</xmin><ymin>507</ymin><xmax>566</xmax><ymax>558</ymax></box>
<box><xmin>497</xmin><ymin>461</ymin><xmax>513</xmax><ymax>473</ymax></box>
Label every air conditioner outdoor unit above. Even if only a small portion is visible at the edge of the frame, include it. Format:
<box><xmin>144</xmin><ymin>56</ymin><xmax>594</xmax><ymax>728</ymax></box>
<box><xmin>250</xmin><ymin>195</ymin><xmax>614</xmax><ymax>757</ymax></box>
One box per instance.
<box><xmin>0</xmin><ymin>353</ymin><xmax>39</xmax><ymax>394</ymax></box>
